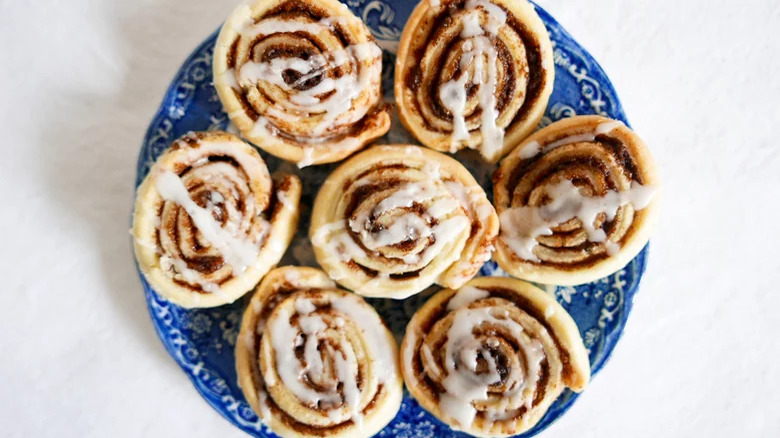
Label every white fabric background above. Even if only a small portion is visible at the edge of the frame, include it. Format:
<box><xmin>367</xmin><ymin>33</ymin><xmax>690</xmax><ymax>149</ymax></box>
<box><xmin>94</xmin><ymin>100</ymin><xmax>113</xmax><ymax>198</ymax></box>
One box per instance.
<box><xmin>1</xmin><ymin>0</ymin><xmax>777</xmax><ymax>437</ymax></box>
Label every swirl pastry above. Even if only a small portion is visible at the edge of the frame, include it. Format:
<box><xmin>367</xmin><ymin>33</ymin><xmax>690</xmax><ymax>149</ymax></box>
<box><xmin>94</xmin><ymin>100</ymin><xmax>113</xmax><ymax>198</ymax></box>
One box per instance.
<box><xmin>401</xmin><ymin>277</ymin><xmax>590</xmax><ymax>437</ymax></box>
<box><xmin>395</xmin><ymin>0</ymin><xmax>554</xmax><ymax>162</ymax></box>
<box><xmin>213</xmin><ymin>0</ymin><xmax>391</xmax><ymax>167</ymax></box>
<box><xmin>493</xmin><ymin>115</ymin><xmax>660</xmax><ymax>285</ymax></box>
<box><xmin>310</xmin><ymin>145</ymin><xmax>498</xmax><ymax>299</ymax></box>
<box><xmin>236</xmin><ymin>266</ymin><xmax>403</xmax><ymax>438</ymax></box>
<box><xmin>132</xmin><ymin>131</ymin><xmax>301</xmax><ymax>308</ymax></box>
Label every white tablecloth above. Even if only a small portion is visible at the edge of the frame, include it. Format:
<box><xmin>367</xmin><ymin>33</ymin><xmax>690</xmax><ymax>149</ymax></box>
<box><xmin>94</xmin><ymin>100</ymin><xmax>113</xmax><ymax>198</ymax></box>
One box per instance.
<box><xmin>1</xmin><ymin>0</ymin><xmax>777</xmax><ymax>436</ymax></box>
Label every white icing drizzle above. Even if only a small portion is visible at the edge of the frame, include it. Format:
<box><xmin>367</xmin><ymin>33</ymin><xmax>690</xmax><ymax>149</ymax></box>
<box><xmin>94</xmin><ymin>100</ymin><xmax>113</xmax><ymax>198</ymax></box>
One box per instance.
<box><xmin>605</xmin><ymin>241</ymin><xmax>621</xmax><ymax>256</ymax></box>
<box><xmin>335</xmin><ymin>337</ymin><xmax>362</xmax><ymax>428</ymax></box>
<box><xmin>444</xmin><ymin>180</ymin><xmax>472</xmax><ymax>214</ymax></box>
<box><xmin>237</xmin><ymin>18</ymin><xmax>381</xmax><ymax>132</ymax></box>
<box><xmin>423</xmin><ymin>161</ymin><xmax>443</xmax><ymax>180</ymax></box>
<box><xmin>427</xmin><ymin>197</ymin><xmax>459</xmax><ymax>218</ymax></box>
<box><xmin>295</xmin><ymin>296</ymin><xmax>317</xmax><ymax>314</ymax></box>
<box><xmin>269</xmin><ymin>294</ymin><xmax>396</xmax><ymax>427</ymax></box>
<box><xmin>344</xmin><ymin>213</ymin><xmax>469</xmax><ymax>269</ymax></box>
<box><xmin>461</xmin><ymin>11</ymin><xmax>484</xmax><ymax>38</ymax></box>
<box><xmin>418</xmin><ymin>216</ymin><xmax>471</xmax><ymax>264</ymax></box>
<box><xmin>444</xmin><ymin>180</ymin><xmax>491</xmax><ymax>221</ymax></box>
<box><xmin>438</xmin><ymin>306</ymin><xmax>543</xmax><ymax>429</ymax></box>
<box><xmin>297</xmin><ymin>147</ymin><xmax>315</xmax><ymax>169</ymax></box>
<box><xmin>447</xmin><ymin>285</ymin><xmax>490</xmax><ymax>310</ymax></box>
<box><xmin>439</xmin><ymin>57</ymin><xmax>470</xmax><ymax>144</ymax></box>
<box><xmin>472</xmin><ymin>38</ymin><xmax>503</xmax><ymax>161</ymax></box>
<box><xmin>155</xmin><ymin>171</ymin><xmax>259</xmax><ymax>275</ymax></box>
<box><xmin>345</xmin><ymin>180</ymin><xmax>469</xmax><ymax>263</ymax></box>
<box><xmin>594</xmin><ymin>119</ymin><xmax>624</xmax><ymax>135</ymax></box>
<box><xmin>270</xmin><ymin>305</ymin><xmax>337</xmax><ymax>404</ymax></box>
<box><xmin>517</xmin><ymin>140</ymin><xmax>541</xmax><ymax>159</ymax></box>
<box><xmin>299</xmin><ymin>314</ymin><xmax>328</xmax><ymax>378</ymax></box>
<box><xmin>439</xmin><ymin>0</ymin><xmax>507</xmax><ymax>160</ymax></box>
<box><xmin>500</xmin><ymin>180</ymin><xmax>656</xmax><ymax>262</ymax></box>
<box><xmin>476</xmin><ymin>203</ymin><xmax>494</xmax><ymax>221</ymax></box>
<box><xmin>406</xmin><ymin>145</ymin><xmax>424</xmax><ymax>155</ymax></box>
<box><xmin>160</xmin><ymin>255</ymin><xmax>221</xmax><ymax>294</ymax></box>
<box><xmin>466</xmin><ymin>0</ymin><xmax>507</xmax><ymax>35</ymax></box>
<box><xmin>249</xmin><ymin>116</ymin><xmax>274</xmax><ymax>139</ymax></box>
<box><xmin>239</xmin><ymin>42</ymin><xmax>380</xmax><ymax>127</ymax></box>
<box><xmin>357</xmin><ymin>213</ymin><xmax>432</xmax><ymax>251</ymax></box>
<box><xmin>372</xmin><ymin>181</ymin><xmax>439</xmax><ymax>215</ymax></box>
<box><xmin>210</xmin><ymin>191</ymin><xmax>225</xmax><ymax>203</ymax></box>
<box><xmin>518</xmin><ymin>120</ymin><xmax>627</xmax><ymax>160</ymax></box>
<box><xmin>330</xmin><ymin>294</ymin><xmax>396</xmax><ymax>381</ymax></box>
<box><xmin>276</xmin><ymin>189</ymin><xmax>295</xmax><ymax>211</ymax></box>
<box><xmin>319</xmin><ymin>177</ymin><xmax>473</xmax><ymax>279</ymax></box>
<box><xmin>312</xmin><ymin>221</ymin><xmax>367</xmax><ymax>262</ymax></box>
<box><xmin>227</xmin><ymin>15</ymin><xmax>382</xmax><ymax>166</ymax></box>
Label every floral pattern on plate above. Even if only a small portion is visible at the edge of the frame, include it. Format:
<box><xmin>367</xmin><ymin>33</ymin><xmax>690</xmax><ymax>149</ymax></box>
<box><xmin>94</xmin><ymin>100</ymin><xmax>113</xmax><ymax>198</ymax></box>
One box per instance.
<box><xmin>134</xmin><ymin>1</ymin><xmax>647</xmax><ymax>436</ymax></box>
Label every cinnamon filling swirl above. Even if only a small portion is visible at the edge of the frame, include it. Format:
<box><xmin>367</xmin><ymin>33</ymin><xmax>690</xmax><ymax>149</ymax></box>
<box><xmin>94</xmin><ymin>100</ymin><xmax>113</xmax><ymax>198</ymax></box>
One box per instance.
<box><xmin>396</xmin><ymin>0</ymin><xmax>554</xmax><ymax>162</ymax></box>
<box><xmin>401</xmin><ymin>277</ymin><xmax>590</xmax><ymax>437</ymax></box>
<box><xmin>214</xmin><ymin>0</ymin><xmax>390</xmax><ymax>167</ymax></box>
<box><xmin>310</xmin><ymin>145</ymin><xmax>498</xmax><ymax>299</ymax></box>
<box><xmin>493</xmin><ymin>115</ymin><xmax>660</xmax><ymax>285</ymax></box>
<box><xmin>133</xmin><ymin>131</ymin><xmax>301</xmax><ymax>308</ymax></box>
<box><xmin>236</xmin><ymin>267</ymin><xmax>403</xmax><ymax>438</ymax></box>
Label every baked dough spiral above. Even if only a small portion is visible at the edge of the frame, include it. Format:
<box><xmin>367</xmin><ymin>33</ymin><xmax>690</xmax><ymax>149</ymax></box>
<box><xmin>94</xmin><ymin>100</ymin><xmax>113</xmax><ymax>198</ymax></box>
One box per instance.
<box><xmin>401</xmin><ymin>276</ymin><xmax>590</xmax><ymax>437</ymax></box>
<box><xmin>213</xmin><ymin>0</ymin><xmax>391</xmax><ymax>167</ymax></box>
<box><xmin>236</xmin><ymin>267</ymin><xmax>403</xmax><ymax>438</ymax></box>
<box><xmin>493</xmin><ymin>115</ymin><xmax>660</xmax><ymax>285</ymax></box>
<box><xmin>310</xmin><ymin>145</ymin><xmax>498</xmax><ymax>299</ymax></box>
<box><xmin>395</xmin><ymin>0</ymin><xmax>554</xmax><ymax>162</ymax></box>
<box><xmin>133</xmin><ymin>131</ymin><xmax>301</xmax><ymax>308</ymax></box>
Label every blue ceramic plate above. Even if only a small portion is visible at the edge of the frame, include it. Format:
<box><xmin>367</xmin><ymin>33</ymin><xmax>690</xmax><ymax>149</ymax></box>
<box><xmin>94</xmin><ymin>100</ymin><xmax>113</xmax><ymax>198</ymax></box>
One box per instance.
<box><xmin>135</xmin><ymin>1</ymin><xmax>649</xmax><ymax>437</ymax></box>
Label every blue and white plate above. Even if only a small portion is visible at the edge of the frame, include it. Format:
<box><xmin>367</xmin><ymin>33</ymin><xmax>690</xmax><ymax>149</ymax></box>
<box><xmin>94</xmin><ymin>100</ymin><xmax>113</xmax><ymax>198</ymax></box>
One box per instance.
<box><xmin>134</xmin><ymin>1</ymin><xmax>649</xmax><ymax>437</ymax></box>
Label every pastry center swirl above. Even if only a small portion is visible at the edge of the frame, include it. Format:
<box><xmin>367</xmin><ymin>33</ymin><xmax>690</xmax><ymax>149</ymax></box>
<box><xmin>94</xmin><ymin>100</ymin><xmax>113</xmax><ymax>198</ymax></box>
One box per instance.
<box><xmin>497</xmin><ymin>122</ymin><xmax>656</xmax><ymax>266</ymax></box>
<box><xmin>396</xmin><ymin>0</ymin><xmax>551</xmax><ymax>161</ymax></box>
<box><xmin>225</xmin><ymin>9</ymin><xmax>383</xmax><ymax>141</ymax></box>
<box><xmin>345</xmin><ymin>178</ymin><xmax>469</xmax><ymax>271</ymax></box>
<box><xmin>154</xmin><ymin>141</ymin><xmax>274</xmax><ymax>292</ymax></box>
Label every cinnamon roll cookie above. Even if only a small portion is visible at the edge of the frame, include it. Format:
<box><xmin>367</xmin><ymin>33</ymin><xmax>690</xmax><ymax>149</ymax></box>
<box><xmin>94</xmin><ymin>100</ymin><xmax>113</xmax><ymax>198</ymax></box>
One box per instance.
<box><xmin>310</xmin><ymin>145</ymin><xmax>498</xmax><ymax>299</ymax></box>
<box><xmin>401</xmin><ymin>277</ymin><xmax>590</xmax><ymax>437</ymax></box>
<box><xmin>395</xmin><ymin>0</ymin><xmax>554</xmax><ymax>162</ymax></box>
<box><xmin>213</xmin><ymin>0</ymin><xmax>391</xmax><ymax>167</ymax></box>
<box><xmin>132</xmin><ymin>131</ymin><xmax>301</xmax><ymax>308</ymax></box>
<box><xmin>493</xmin><ymin>115</ymin><xmax>660</xmax><ymax>285</ymax></box>
<box><xmin>236</xmin><ymin>267</ymin><xmax>403</xmax><ymax>438</ymax></box>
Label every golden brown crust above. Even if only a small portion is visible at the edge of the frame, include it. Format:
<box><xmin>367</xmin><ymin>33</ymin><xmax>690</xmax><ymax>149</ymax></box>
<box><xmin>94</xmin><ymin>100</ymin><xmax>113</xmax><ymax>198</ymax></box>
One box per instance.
<box><xmin>401</xmin><ymin>277</ymin><xmax>590</xmax><ymax>437</ymax></box>
<box><xmin>493</xmin><ymin>115</ymin><xmax>661</xmax><ymax>285</ymax></box>
<box><xmin>213</xmin><ymin>0</ymin><xmax>390</xmax><ymax>167</ymax></box>
<box><xmin>132</xmin><ymin>131</ymin><xmax>301</xmax><ymax>308</ymax></box>
<box><xmin>395</xmin><ymin>0</ymin><xmax>554</xmax><ymax>162</ymax></box>
<box><xmin>309</xmin><ymin>144</ymin><xmax>498</xmax><ymax>299</ymax></box>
